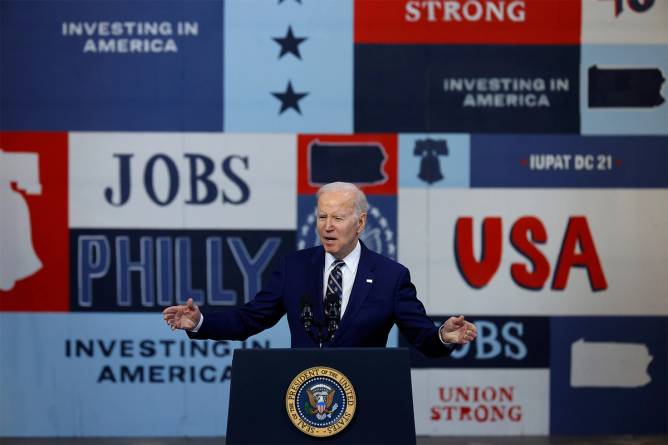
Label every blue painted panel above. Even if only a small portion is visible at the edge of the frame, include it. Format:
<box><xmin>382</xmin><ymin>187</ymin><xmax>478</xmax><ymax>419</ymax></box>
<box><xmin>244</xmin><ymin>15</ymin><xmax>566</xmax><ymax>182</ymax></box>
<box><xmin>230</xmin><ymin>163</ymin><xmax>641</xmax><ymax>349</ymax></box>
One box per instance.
<box><xmin>581</xmin><ymin>45</ymin><xmax>668</xmax><ymax>135</ymax></box>
<box><xmin>0</xmin><ymin>313</ymin><xmax>290</xmax><ymax>436</ymax></box>
<box><xmin>471</xmin><ymin>135</ymin><xmax>668</xmax><ymax>188</ymax></box>
<box><xmin>550</xmin><ymin>316</ymin><xmax>667</xmax><ymax>434</ymax></box>
<box><xmin>69</xmin><ymin>229</ymin><xmax>295</xmax><ymax>312</ymax></box>
<box><xmin>355</xmin><ymin>45</ymin><xmax>580</xmax><ymax>133</ymax></box>
<box><xmin>400</xmin><ymin>316</ymin><xmax>551</xmax><ymax>368</ymax></box>
<box><xmin>399</xmin><ymin>134</ymin><xmax>471</xmax><ymax>188</ymax></box>
<box><xmin>297</xmin><ymin>195</ymin><xmax>397</xmax><ymax>260</ymax></box>
<box><xmin>0</xmin><ymin>1</ymin><xmax>223</xmax><ymax>131</ymax></box>
<box><xmin>224</xmin><ymin>0</ymin><xmax>353</xmax><ymax>132</ymax></box>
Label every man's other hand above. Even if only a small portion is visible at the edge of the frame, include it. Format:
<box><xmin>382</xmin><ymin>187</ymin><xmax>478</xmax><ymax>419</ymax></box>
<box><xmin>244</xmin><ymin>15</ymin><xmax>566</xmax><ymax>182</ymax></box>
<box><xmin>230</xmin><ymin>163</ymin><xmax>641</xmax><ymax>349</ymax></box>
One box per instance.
<box><xmin>162</xmin><ymin>298</ymin><xmax>201</xmax><ymax>331</ymax></box>
<box><xmin>440</xmin><ymin>315</ymin><xmax>477</xmax><ymax>344</ymax></box>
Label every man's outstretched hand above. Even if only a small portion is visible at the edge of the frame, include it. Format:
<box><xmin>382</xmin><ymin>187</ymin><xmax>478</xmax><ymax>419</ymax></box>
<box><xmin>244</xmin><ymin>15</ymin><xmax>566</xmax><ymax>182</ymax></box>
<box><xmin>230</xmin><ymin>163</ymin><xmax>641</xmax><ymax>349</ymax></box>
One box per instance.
<box><xmin>163</xmin><ymin>298</ymin><xmax>201</xmax><ymax>331</ymax></box>
<box><xmin>439</xmin><ymin>315</ymin><xmax>477</xmax><ymax>344</ymax></box>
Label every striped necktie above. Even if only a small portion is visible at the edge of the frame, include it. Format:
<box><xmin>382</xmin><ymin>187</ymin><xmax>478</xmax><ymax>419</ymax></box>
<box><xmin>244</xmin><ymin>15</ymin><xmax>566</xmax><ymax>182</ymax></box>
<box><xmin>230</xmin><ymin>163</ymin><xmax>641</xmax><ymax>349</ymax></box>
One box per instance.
<box><xmin>325</xmin><ymin>260</ymin><xmax>345</xmax><ymax>322</ymax></box>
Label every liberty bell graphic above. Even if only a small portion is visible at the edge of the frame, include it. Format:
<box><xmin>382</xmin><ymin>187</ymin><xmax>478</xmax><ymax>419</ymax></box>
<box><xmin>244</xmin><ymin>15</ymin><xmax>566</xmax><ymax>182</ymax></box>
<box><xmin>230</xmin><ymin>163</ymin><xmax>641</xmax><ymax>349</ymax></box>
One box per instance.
<box><xmin>0</xmin><ymin>149</ymin><xmax>43</xmax><ymax>291</ymax></box>
<box><xmin>414</xmin><ymin>139</ymin><xmax>449</xmax><ymax>185</ymax></box>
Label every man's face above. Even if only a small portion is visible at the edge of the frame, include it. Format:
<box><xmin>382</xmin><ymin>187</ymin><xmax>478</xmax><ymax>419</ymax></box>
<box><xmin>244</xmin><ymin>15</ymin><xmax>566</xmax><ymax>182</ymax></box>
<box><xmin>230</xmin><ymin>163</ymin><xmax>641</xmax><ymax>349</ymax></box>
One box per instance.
<box><xmin>316</xmin><ymin>190</ymin><xmax>366</xmax><ymax>259</ymax></box>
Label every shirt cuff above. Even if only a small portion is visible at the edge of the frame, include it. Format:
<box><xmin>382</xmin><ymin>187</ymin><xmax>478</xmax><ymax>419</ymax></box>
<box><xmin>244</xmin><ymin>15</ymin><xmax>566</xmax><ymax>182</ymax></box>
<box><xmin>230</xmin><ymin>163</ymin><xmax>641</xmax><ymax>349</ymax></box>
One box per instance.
<box><xmin>190</xmin><ymin>313</ymin><xmax>204</xmax><ymax>333</ymax></box>
<box><xmin>438</xmin><ymin>324</ymin><xmax>456</xmax><ymax>350</ymax></box>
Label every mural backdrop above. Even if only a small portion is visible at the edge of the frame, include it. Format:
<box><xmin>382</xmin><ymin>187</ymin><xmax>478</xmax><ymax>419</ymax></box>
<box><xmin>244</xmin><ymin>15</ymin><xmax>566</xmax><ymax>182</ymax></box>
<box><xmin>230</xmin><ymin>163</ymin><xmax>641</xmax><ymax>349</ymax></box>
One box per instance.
<box><xmin>1</xmin><ymin>0</ymin><xmax>667</xmax><ymax>437</ymax></box>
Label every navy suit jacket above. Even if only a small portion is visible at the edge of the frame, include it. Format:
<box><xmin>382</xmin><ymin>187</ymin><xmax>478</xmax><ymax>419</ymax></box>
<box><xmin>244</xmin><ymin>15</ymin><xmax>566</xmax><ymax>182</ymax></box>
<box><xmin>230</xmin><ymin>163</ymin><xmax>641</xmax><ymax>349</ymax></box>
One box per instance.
<box><xmin>189</xmin><ymin>242</ymin><xmax>451</xmax><ymax>358</ymax></box>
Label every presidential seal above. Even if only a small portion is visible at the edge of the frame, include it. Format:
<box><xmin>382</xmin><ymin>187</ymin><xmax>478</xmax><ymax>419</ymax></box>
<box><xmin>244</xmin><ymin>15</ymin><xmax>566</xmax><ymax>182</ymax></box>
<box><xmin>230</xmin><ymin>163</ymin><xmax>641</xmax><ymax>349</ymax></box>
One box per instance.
<box><xmin>285</xmin><ymin>366</ymin><xmax>356</xmax><ymax>437</ymax></box>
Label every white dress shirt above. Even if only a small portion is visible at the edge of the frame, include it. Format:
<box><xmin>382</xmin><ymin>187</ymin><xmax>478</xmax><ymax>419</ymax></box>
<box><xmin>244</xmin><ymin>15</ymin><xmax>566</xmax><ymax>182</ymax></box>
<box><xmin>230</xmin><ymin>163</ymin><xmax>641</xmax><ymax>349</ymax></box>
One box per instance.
<box><xmin>323</xmin><ymin>241</ymin><xmax>361</xmax><ymax>318</ymax></box>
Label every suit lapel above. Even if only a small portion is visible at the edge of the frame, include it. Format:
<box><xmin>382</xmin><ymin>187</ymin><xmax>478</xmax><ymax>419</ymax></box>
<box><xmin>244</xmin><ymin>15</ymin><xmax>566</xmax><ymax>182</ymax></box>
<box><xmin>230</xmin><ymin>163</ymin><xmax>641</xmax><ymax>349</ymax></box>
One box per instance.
<box><xmin>309</xmin><ymin>247</ymin><xmax>326</xmax><ymax>325</ymax></box>
<box><xmin>336</xmin><ymin>243</ymin><xmax>376</xmax><ymax>338</ymax></box>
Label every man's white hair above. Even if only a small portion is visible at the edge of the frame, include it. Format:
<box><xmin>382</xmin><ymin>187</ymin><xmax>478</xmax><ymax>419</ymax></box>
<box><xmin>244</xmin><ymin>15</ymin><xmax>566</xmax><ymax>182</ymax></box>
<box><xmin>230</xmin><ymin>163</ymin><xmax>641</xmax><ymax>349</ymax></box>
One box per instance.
<box><xmin>316</xmin><ymin>182</ymin><xmax>369</xmax><ymax>216</ymax></box>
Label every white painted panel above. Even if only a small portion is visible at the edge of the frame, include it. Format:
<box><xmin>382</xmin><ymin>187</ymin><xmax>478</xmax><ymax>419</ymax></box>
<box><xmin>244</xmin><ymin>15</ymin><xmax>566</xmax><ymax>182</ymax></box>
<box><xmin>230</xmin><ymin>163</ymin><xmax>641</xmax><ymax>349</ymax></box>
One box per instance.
<box><xmin>70</xmin><ymin>133</ymin><xmax>296</xmax><ymax>229</ymax></box>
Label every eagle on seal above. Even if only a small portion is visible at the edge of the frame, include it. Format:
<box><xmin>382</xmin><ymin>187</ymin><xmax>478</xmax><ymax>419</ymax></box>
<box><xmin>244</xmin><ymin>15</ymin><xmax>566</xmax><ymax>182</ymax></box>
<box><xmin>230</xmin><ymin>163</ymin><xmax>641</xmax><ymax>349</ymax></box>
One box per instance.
<box><xmin>307</xmin><ymin>388</ymin><xmax>336</xmax><ymax>416</ymax></box>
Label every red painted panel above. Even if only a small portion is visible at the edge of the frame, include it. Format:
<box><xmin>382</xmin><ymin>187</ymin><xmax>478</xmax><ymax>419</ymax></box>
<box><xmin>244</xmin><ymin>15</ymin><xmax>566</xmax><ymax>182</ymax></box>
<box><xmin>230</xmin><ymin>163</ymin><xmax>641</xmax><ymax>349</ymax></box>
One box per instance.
<box><xmin>355</xmin><ymin>0</ymin><xmax>581</xmax><ymax>45</ymax></box>
<box><xmin>1</xmin><ymin>132</ymin><xmax>69</xmax><ymax>311</ymax></box>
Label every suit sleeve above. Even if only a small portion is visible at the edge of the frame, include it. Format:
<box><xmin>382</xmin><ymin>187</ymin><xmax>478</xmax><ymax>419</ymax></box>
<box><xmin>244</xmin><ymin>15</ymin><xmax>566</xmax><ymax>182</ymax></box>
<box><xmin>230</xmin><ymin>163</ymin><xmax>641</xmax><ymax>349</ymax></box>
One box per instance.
<box><xmin>188</xmin><ymin>258</ymin><xmax>287</xmax><ymax>341</ymax></box>
<box><xmin>393</xmin><ymin>267</ymin><xmax>453</xmax><ymax>358</ymax></box>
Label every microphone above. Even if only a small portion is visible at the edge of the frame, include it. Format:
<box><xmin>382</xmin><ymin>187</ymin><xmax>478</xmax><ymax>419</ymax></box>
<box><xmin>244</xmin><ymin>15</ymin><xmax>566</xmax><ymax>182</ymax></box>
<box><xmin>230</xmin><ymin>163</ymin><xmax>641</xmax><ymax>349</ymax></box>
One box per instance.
<box><xmin>324</xmin><ymin>295</ymin><xmax>341</xmax><ymax>339</ymax></box>
<box><xmin>300</xmin><ymin>294</ymin><xmax>314</xmax><ymax>333</ymax></box>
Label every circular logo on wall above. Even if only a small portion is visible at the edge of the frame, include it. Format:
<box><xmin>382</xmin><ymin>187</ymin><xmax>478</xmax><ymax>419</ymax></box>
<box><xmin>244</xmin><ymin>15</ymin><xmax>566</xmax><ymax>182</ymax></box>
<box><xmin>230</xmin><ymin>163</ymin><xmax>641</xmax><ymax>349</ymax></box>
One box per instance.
<box><xmin>297</xmin><ymin>204</ymin><xmax>396</xmax><ymax>259</ymax></box>
<box><xmin>285</xmin><ymin>366</ymin><xmax>356</xmax><ymax>437</ymax></box>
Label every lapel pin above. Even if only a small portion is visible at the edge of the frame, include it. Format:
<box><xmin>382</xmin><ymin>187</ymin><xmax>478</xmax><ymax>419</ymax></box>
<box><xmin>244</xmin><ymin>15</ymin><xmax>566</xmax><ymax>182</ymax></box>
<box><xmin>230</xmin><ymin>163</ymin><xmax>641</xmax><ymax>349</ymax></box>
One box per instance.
<box><xmin>366</xmin><ymin>278</ymin><xmax>373</xmax><ymax>283</ymax></box>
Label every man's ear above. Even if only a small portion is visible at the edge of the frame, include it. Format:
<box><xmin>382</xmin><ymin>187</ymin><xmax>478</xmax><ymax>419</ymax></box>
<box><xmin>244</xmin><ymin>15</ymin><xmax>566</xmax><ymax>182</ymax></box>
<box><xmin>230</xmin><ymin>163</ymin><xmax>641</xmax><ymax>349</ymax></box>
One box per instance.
<box><xmin>357</xmin><ymin>212</ymin><xmax>367</xmax><ymax>234</ymax></box>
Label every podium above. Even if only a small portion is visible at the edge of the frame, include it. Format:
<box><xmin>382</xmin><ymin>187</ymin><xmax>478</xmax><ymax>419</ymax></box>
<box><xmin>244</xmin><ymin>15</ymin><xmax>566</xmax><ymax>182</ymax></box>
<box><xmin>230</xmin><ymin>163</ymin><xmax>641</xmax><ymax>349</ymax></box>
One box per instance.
<box><xmin>226</xmin><ymin>348</ymin><xmax>416</xmax><ymax>445</ymax></box>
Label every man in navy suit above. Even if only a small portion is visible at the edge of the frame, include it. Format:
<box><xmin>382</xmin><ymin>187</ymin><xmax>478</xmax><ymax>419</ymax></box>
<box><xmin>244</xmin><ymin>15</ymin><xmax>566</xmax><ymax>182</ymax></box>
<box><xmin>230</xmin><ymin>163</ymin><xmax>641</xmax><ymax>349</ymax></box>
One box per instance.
<box><xmin>163</xmin><ymin>182</ymin><xmax>476</xmax><ymax>357</ymax></box>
